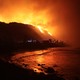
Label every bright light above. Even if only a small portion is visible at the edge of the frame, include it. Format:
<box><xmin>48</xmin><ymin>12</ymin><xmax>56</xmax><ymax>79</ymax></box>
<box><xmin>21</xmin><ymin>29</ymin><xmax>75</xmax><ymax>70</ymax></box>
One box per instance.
<box><xmin>37</xmin><ymin>26</ymin><xmax>44</xmax><ymax>33</ymax></box>
<box><xmin>0</xmin><ymin>10</ymin><xmax>53</xmax><ymax>36</ymax></box>
<box><xmin>48</xmin><ymin>32</ymin><xmax>52</xmax><ymax>36</ymax></box>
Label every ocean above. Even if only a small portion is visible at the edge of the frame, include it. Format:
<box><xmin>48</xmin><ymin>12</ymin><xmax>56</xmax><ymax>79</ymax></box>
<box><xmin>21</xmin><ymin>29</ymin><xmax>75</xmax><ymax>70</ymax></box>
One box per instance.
<box><xmin>9</xmin><ymin>47</ymin><xmax>80</xmax><ymax>80</ymax></box>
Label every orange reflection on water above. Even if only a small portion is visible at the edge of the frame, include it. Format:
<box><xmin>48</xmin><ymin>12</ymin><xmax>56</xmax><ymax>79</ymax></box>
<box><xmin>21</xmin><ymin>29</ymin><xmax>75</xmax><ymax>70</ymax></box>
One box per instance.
<box><xmin>33</xmin><ymin>67</ymin><xmax>42</xmax><ymax>73</ymax></box>
<box><xmin>11</xmin><ymin>49</ymin><xmax>56</xmax><ymax>73</ymax></box>
<box><xmin>36</xmin><ymin>55</ymin><xmax>44</xmax><ymax>63</ymax></box>
<box><xmin>9</xmin><ymin>48</ymin><xmax>80</xmax><ymax>79</ymax></box>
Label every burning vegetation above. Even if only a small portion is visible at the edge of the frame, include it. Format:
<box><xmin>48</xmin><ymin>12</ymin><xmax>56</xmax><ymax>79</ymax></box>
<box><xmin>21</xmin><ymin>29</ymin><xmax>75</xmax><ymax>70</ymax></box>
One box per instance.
<box><xmin>0</xmin><ymin>22</ymin><xmax>67</xmax><ymax>53</ymax></box>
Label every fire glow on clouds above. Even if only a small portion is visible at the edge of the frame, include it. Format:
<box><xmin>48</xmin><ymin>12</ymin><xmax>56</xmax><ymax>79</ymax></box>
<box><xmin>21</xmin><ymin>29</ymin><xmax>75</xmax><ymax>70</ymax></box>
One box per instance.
<box><xmin>0</xmin><ymin>0</ymin><xmax>80</xmax><ymax>47</ymax></box>
<box><xmin>0</xmin><ymin>0</ymin><xmax>55</xmax><ymax>36</ymax></box>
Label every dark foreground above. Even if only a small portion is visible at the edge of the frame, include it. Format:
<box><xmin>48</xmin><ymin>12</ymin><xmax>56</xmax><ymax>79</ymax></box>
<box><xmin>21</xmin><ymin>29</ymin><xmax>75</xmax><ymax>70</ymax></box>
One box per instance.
<box><xmin>0</xmin><ymin>59</ymin><xmax>65</xmax><ymax>80</ymax></box>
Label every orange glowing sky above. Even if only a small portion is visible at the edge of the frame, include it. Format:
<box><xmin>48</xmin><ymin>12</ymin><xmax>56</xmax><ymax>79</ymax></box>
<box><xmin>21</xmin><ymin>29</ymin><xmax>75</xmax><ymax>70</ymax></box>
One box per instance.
<box><xmin>0</xmin><ymin>0</ymin><xmax>80</xmax><ymax>47</ymax></box>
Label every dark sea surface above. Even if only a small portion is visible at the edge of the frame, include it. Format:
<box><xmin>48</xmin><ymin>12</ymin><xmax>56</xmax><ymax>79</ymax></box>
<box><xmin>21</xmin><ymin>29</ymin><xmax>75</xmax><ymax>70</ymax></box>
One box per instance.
<box><xmin>9</xmin><ymin>47</ymin><xmax>80</xmax><ymax>80</ymax></box>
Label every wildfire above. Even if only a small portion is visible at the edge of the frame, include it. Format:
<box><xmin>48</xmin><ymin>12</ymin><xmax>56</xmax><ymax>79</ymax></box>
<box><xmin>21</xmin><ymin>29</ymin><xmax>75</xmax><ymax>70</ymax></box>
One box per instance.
<box><xmin>0</xmin><ymin>10</ymin><xmax>52</xmax><ymax>36</ymax></box>
<box><xmin>47</xmin><ymin>32</ymin><xmax>52</xmax><ymax>36</ymax></box>
<box><xmin>37</xmin><ymin>26</ymin><xmax>44</xmax><ymax>33</ymax></box>
<box><xmin>37</xmin><ymin>25</ymin><xmax>52</xmax><ymax>36</ymax></box>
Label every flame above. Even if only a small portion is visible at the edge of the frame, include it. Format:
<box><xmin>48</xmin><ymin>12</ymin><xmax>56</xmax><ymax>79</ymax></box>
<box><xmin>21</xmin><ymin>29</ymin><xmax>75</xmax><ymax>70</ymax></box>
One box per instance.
<box><xmin>37</xmin><ymin>25</ymin><xmax>52</xmax><ymax>36</ymax></box>
<box><xmin>37</xmin><ymin>26</ymin><xmax>44</xmax><ymax>33</ymax></box>
<box><xmin>47</xmin><ymin>32</ymin><xmax>52</xmax><ymax>36</ymax></box>
<box><xmin>0</xmin><ymin>10</ymin><xmax>52</xmax><ymax>36</ymax></box>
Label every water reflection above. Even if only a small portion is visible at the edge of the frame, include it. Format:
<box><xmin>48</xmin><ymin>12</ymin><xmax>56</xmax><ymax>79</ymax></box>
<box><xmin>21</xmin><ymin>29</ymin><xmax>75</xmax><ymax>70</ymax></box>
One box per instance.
<box><xmin>36</xmin><ymin>55</ymin><xmax>44</xmax><ymax>63</ymax></box>
<box><xmin>11</xmin><ymin>49</ymin><xmax>57</xmax><ymax>73</ymax></box>
<box><xmin>10</xmin><ymin>48</ymin><xmax>80</xmax><ymax>80</ymax></box>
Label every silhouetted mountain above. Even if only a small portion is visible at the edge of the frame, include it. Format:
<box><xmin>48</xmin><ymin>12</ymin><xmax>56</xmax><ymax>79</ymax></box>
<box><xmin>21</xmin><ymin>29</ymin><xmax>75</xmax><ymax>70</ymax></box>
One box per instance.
<box><xmin>0</xmin><ymin>22</ymin><xmax>67</xmax><ymax>52</ymax></box>
<box><xmin>0</xmin><ymin>22</ymin><xmax>43</xmax><ymax>42</ymax></box>
<box><xmin>0</xmin><ymin>22</ymin><xmax>44</xmax><ymax>51</ymax></box>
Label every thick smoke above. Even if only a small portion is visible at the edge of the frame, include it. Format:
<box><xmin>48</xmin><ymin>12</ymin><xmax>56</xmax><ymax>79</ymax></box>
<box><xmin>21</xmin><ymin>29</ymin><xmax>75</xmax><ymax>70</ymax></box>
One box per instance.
<box><xmin>0</xmin><ymin>0</ymin><xmax>80</xmax><ymax>47</ymax></box>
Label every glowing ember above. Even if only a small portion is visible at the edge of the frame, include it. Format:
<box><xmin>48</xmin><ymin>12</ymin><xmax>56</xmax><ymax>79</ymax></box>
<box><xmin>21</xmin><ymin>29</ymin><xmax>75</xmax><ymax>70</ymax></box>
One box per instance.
<box><xmin>47</xmin><ymin>32</ymin><xmax>52</xmax><ymax>36</ymax></box>
<box><xmin>37</xmin><ymin>25</ymin><xmax>53</xmax><ymax>36</ymax></box>
<box><xmin>37</xmin><ymin>25</ymin><xmax>44</xmax><ymax>33</ymax></box>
